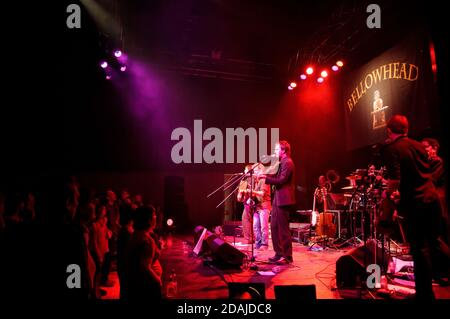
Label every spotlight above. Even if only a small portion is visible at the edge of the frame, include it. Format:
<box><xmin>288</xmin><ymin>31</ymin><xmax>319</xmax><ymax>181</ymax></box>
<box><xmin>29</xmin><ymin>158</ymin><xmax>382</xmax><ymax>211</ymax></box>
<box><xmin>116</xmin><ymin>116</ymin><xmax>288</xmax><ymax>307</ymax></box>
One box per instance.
<box><xmin>331</xmin><ymin>65</ymin><xmax>339</xmax><ymax>71</ymax></box>
<box><xmin>114</xmin><ymin>50</ymin><xmax>122</xmax><ymax>58</ymax></box>
<box><xmin>336</xmin><ymin>61</ymin><xmax>344</xmax><ymax>67</ymax></box>
<box><xmin>320</xmin><ymin>70</ymin><xmax>328</xmax><ymax>78</ymax></box>
<box><xmin>106</xmin><ymin>75</ymin><xmax>112</xmax><ymax>80</ymax></box>
<box><xmin>100</xmin><ymin>61</ymin><xmax>108</xmax><ymax>69</ymax></box>
<box><xmin>288</xmin><ymin>85</ymin><xmax>293</xmax><ymax>90</ymax></box>
<box><xmin>167</xmin><ymin>218</ymin><xmax>174</xmax><ymax>227</ymax></box>
<box><xmin>120</xmin><ymin>65</ymin><xmax>127</xmax><ymax>72</ymax></box>
<box><xmin>300</xmin><ymin>74</ymin><xmax>307</xmax><ymax>80</ymax></box>
<box><xmin>317</xmin><ymin>77</ymin><xmax>324</xmax><ymax>83</ymax></box>
<box><xmin>290</xmin><ymin>82</ymin><xmax>297</xmax><ymax>88</ymax></box>
<box><xmin>306</xmin><ymin>67</ymin><xmax>314</xmax><ymax>75</ymax></box>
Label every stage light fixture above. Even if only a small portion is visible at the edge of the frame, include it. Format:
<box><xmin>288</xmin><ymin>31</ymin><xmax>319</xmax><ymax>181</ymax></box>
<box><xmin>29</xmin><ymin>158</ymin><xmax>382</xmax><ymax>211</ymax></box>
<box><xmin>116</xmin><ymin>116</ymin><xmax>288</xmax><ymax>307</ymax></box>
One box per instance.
<box><xmin>288</xmin><ymin>85</ymin><xmax>293</xmax><ymax>90</ymax></box>
<box><xmin>106</xmin><ymin>75</ymin><xmax>112</xmax><ymax>80</ymax></box>
<box><xmin>290</xmin><ymin>82</ymin><xmax>297</xmax><ymax>88</ymax></box>
<box><xmin>100</xmin><ymin>61</ymin><xmax>108</xmax><ymax>69</ymax></box>
<box><xmin>167</xmin><ymin>218</ymin><xmax>174</xmax><ymax>227</ymax></box>
<box><xmin>120</xmin><ymin>65</ymin><xmax>127</xmax><ymax>72</ymax></box>
<box><xmin>306</xmin><ymin>67</ymin><xmax>314</xmax><ymax>75</ymax></box>
<box><xmin>114</xmin><ymin>50</ymin><xmax>122</xmax><ymax>58</ymax></box>
<box><xmin>300</xmin><ymin>74</ymin><xmax>307</xmax><ymax>80</ymax></box>
<box><xmin>331</xmin><ymin>65</ymin><xmax>339</xmax><ymax>71</ymax></box>
<box><xmin>321</xmin><ymin>70</ymin><xmax>328</xmax><ymax>78</ymax></box>
<box><xmin>317</xmin><ymin>77</ymin><xmax>324</xmax><ymax>83</ymax></box>
<box><xmin>336</xmin><ymin>61</ymin><xmax>344</xmax><ymax>67</ymax></box>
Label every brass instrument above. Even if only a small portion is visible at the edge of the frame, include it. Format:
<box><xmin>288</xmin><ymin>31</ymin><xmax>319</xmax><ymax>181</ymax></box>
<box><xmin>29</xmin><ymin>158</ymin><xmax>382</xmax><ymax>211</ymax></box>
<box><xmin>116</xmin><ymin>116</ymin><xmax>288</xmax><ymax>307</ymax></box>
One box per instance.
<box><xmin>325</xmin><ymin>169</ymin><xmax>340</xmax><ymax>192</ymax></box>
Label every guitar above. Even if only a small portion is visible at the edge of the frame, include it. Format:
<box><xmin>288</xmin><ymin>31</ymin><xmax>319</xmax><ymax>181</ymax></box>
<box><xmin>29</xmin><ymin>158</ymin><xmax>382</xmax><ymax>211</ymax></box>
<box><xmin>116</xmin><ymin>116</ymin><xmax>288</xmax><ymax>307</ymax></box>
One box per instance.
<box><xmin>237</xmin><ymin>179</ymin><xmax>263</xmax><ymax>204</ymax></box>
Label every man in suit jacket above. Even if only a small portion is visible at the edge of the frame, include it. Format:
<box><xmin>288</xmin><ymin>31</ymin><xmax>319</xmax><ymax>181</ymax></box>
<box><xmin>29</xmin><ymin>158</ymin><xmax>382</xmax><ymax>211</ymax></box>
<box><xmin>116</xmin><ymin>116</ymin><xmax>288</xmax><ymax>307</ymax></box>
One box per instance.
<box><xmin>382</xmin><ymin>115</ymin><xmax>442</xmax><ymax>299</ymax></box>
<box><xmin>259</xmin><ymin>140</ymin><xmax>295</xmax><ymax>264</ymax></box>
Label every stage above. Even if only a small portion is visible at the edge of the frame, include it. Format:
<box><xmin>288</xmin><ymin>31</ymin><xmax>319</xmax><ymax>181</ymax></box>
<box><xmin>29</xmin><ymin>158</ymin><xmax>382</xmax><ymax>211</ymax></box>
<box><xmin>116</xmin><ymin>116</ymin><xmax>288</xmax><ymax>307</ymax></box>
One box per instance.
<box><xmin>101</xmin><ymin>232</ymin><xmax>450</xmax><ymax>300</ymax></box>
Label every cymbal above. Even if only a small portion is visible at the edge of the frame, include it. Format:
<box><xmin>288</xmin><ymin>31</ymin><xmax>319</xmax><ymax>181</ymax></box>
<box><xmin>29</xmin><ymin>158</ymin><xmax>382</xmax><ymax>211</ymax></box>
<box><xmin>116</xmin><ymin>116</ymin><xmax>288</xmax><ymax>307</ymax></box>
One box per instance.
<box><xmin>349</xmin><ymin>169</ymin><xmax>367</xmax><ymax>176</ymax></box>
<box><xmin>346</xmin><ymin>175</ymin><xmax>362</xmax><ymax>180</ymax></box>
<box><xmin>341</xmin><ymin>186</ymin><xmax>356</xmax><ymax>190</ymax></box>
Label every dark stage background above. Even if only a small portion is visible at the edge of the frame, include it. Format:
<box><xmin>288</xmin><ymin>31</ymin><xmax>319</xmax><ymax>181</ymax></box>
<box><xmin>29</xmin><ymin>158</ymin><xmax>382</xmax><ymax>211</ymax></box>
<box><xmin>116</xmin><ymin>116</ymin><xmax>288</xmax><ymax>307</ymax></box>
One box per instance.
<box><xmin>1</xmin><ymin>0</ymin><xmax>448</xmax><ymax>231</ymax></box>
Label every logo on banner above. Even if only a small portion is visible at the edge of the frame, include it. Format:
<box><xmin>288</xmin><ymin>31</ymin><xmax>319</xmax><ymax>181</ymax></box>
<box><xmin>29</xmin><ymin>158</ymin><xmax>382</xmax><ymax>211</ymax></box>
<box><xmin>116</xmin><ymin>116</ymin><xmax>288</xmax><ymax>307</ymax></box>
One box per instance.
<box><xmin>371</xmin><ymin>90</ymin><xmax>388</xmax><ymax>129</ymax></box>
<box><xmin>346</xmin><ymin>62</ymin><xmax>419</xmax><ymax>112</ymax></box>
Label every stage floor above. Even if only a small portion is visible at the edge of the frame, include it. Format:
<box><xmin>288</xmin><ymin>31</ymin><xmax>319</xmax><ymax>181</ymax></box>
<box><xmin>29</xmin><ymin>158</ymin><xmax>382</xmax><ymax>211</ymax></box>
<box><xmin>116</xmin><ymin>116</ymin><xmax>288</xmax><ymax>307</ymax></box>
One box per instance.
<box><xmin>102</xmin><ymin>233</ymin><xmax>450</xmax><ymax>300</ymax></box>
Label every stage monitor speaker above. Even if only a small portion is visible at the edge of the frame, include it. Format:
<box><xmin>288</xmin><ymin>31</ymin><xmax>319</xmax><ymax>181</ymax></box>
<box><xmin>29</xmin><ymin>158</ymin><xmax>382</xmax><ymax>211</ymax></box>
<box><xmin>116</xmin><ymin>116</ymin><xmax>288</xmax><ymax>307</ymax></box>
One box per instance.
<box><xmin>228</xmin><ymin>282</ymin><xmax>265</xmax><ymax>299</ymax></box>
<box><xmin>336</xmin><ymin>239</ymin><xmax>389</xmax><ymax>288</ymax></box>
<box><xmin>274</xmin><ymin>285</ymin><xmax>317</xmax><ymax>301</ymax></box>
<box><xmin>194</xmin><ymin>226</ymin><xmax>246</xmax><ymax>267</ymax></box>
<box><xmin>206</xmin><ymin>234</ymin><xmax>246</xmax><ymax>267</ymax></box>
<box><xmin>193</xmin><ymin>226</ymin><xmax>210</xmax><ymax>255</ymax></box>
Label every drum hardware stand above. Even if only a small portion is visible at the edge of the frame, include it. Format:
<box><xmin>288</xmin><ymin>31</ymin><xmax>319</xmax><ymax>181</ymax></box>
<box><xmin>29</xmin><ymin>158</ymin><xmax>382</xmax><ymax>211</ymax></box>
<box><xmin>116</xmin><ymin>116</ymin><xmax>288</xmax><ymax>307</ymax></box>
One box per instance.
<box><xmin>335</xmin><ymin>188</ymin><xmax>363</xmax><ymax>248</ymax></box>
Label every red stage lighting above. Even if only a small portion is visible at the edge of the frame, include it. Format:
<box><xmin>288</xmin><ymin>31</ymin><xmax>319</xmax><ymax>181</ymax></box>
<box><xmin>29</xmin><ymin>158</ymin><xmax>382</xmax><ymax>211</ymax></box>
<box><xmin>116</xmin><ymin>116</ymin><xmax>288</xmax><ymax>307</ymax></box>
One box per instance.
<box><xmin>290</xmin><ymin>82</ymin><xmax>297</xmax><ymax>88</ymax></box>
<box><xmin>306</xmin><ymin>67</ymin><xmax>314</xmax><ymax>75</ymax></box>
<box><xmin>317</xmin><ymin>77</ymin><xmax>324</xmax><ymax>83</ymax></box>
<box><xmin>288</xmin><ymin>85</ymin><xmax>293</xmax><ymax>90</ymax></box>
<box><xmin>331</xmin><ymin>65</ymin><xmax>339</xmax><ymax>71</ymax></box>
<box><xmin>336</xmin><ymin>61</ymin><xmax>344</xmax><ymax>67</ymax></box>
<box><xmin>320</xmin><ymin>70</ymin><xmax>328</xmax><ymax>78</ymax></box>
<box><xmin>300</xmin><ymin>74</ymin><xmax>307</xmax><ymax>80</ymax></box>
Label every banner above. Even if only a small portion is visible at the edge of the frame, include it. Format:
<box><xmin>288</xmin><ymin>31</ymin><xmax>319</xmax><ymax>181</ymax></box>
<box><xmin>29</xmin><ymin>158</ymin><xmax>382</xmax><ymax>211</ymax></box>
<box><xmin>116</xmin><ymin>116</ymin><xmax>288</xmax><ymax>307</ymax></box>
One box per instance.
<box><xmin>344</xmin><ymin>32</ymin><xmax>438</xmax><ymax>150</ymax></box>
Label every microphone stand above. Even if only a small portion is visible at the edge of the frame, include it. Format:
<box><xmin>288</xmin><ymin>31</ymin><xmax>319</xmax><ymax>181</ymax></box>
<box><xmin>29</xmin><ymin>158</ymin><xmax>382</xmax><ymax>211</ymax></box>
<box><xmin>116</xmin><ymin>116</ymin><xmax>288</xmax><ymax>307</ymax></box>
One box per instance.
<box><xmin>208</xmin><ymin>163</ymin><xmax>262</xmax><ymax>271</ymax></box>
<box><xmin>247</xmin><ymin>166</ymin><xmax>258</xmax><ymax>270</ymax></box>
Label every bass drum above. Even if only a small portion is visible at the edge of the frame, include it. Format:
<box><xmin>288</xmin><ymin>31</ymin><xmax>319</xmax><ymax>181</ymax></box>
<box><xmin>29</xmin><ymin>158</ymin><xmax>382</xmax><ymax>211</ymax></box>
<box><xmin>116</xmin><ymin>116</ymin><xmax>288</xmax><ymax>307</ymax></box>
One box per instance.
<box><xmin>316</xmin><ymin>212</ymin><xmax>337</xmax><ymax>238</ymax></box>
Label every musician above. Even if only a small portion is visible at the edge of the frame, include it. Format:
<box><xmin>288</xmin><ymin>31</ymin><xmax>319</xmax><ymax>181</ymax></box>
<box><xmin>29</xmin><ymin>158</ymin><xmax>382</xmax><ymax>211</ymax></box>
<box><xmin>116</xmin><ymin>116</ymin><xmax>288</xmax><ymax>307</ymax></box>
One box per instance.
<box><xmin>237</xmin><ymin>164</ymin><xmax>255</xmax><ymax>244</ymax></box>
<box><xmin>421</xmin><ymin>138</ymin><xmax>449</xmax><ymax>284</ymax></box>
<box><xmin>421</xmin><ymin>138</ymin><xmax>445</xmax><ymax>192</ymax></box>
<box><xmin>259</xmin><ymin>141</ymin><xmax>295</xmax><ymax>264</ymax></box>
<box><xmin>252</xmin><ymin>164</ymin><xmax>271</xmax><ymax>250</ymax></box>
<box><xmin>381</xmin><ymin>115</ymin><xmax>442</xmax><ymax>299</ymax></box>
<box><xmin>314</xmin><ymin>175</ymin><xmax>334</xmax><ymax>212</ymax></box>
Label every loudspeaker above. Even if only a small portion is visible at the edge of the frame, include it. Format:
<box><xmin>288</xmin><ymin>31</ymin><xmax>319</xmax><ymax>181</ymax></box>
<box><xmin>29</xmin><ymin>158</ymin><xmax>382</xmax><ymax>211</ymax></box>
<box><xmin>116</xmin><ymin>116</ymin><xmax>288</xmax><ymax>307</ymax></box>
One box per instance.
<box><xmin>194</xmin><ymin>226</ymin><xmax>246</xmax><ymax>267</ymax></box>
<box><xmin>164</xmin><ymin>176</ymin><xmax>189</xmax><ymax>230</ymax></box>
<box><xmin>206</xmin><ymin>234</ymin><xmax>246</xmax><ymax>267</ymax></box>
<box><xmin>193</xmin><ymin>226</ymin><xmax>210</xmax><ymax>255</ymax></box>
<box><xmin>274</xmin><ymin>285</ymin><xmax>317</xmax><ymax>301</ymax></box>
<box><xmin>336</xmin><ymin>239</ymin><xmax>389</xmax><ymax>288</ymax></box>
<box><xmin>228</xmin><ymin>283</ymin><xmax>265</xmax><ymax>299</ymax></box>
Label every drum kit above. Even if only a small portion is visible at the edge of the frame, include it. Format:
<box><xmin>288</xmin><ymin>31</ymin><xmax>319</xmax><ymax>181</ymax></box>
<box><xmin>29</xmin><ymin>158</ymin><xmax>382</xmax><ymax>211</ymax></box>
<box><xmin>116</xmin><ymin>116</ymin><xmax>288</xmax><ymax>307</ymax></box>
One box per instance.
<box><xmin>308</xmin><ymin>165</ymin><xmax>405</xmax><ymax>255</ymax></box>
<box><xmin>336</xmin><ymin>166</ymin><xmax>389</xmax><ymax>247</ymax></box>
